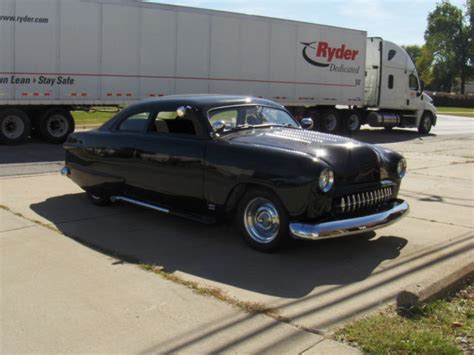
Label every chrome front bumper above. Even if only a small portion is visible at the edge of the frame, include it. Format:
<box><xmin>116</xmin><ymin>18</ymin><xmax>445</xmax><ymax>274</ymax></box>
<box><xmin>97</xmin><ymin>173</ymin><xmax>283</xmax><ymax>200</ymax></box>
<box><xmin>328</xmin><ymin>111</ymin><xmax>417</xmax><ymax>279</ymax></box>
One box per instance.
<box><xmin>289</xmin><ymin>200</ymin><xmax>409</xmax><ymax>240</ymax></box>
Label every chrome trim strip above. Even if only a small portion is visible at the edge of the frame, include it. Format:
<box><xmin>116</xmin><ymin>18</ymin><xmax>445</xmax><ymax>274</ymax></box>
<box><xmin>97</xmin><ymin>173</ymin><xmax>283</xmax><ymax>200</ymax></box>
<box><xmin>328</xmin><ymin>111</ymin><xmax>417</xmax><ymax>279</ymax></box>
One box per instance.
<box><xmin>111</xmin><ymin>196</ymin><xmax>170</xmax><ymax>214</ymax></box>
<box><xmin>289</xmin><ymin>201</ymin><xmax>409</xmax><ymax>240</ymax></box>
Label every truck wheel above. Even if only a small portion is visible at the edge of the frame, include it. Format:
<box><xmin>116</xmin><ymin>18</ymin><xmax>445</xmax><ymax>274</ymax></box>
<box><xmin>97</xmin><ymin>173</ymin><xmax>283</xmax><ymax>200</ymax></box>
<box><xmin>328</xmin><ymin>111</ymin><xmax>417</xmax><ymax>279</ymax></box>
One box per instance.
<box><xmin>0</xmin><ymin>109</ymin><xmax>31</xmax><ymax>145</ymax></box>
<box><xmin>345</xmin><ymin>111</ymin><xmax>362</xmax><ymax>133</ymax></box>
<box><xmin>321</xmin><ymin>110</ymin><xmax>340</xmax><ymax>134</ymax></box>
<box><xmin>418</xmin><ymin>112</ymin><xmax>432</xmax><ymax>134</ymax></box>
<box><xmin>236</xmin><ymin>188</ymin><xmax>289</xmax><ymax>252</ymax></box>
<box><xmin>40</xmin><ymin>109</ymin><xmax>75</xmax><ymax>144</ymax></box>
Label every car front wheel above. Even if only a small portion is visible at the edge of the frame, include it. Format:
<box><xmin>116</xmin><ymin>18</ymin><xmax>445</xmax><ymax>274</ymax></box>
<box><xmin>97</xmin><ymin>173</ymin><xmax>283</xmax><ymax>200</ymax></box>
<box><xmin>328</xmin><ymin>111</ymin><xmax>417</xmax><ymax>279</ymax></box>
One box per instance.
<box><xmin>236</xmin><ymin>188</ymin><xmax>289</xmax><ymax>251</ymax></box>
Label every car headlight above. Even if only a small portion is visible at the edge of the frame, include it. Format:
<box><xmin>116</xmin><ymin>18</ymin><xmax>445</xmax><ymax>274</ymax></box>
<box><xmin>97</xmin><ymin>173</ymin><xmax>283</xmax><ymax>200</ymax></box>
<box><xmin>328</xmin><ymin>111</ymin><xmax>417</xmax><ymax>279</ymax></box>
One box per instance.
<box><xmin>319</xmin><ymin>169</ymin><xmax>334</xmax><ymax>192</ymax></box>
<box><xmin>397</xmin><ymin>158</ymin><xmax>407</xmax><ymax>178</ymax></box>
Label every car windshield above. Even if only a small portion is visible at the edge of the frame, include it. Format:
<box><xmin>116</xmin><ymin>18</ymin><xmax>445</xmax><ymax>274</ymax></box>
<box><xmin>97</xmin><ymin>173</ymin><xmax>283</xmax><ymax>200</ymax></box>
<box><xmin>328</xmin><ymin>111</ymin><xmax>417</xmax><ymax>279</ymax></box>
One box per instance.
<box><xmin>208</xmin><ymin>105</ymin><xmax>299</xmax><ymax>132</ymax></box>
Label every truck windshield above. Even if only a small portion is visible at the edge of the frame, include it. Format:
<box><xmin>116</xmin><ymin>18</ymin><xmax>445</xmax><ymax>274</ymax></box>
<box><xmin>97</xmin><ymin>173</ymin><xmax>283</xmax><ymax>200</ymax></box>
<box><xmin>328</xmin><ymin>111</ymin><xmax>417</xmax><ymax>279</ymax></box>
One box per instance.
<box><xmin>208</xmin><ymin>105</ymin><xmax>299</xmax><ymax>132</ymax></box>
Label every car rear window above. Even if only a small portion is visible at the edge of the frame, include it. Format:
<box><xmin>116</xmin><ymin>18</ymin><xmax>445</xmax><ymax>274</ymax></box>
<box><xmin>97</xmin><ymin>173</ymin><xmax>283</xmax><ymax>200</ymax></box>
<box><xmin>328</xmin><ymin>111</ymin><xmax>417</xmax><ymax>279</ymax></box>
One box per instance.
<box><xmin>118</xmin><ymin>112</ymin><xmax>151</xmax><ymax>132</ymax></box>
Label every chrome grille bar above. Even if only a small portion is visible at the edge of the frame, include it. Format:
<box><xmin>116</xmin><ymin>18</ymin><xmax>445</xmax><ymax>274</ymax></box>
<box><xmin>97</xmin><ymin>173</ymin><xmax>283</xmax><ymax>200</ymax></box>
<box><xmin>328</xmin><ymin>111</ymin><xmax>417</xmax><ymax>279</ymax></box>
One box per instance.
<box><xmin>336</xmin><ymin>186</ymin><xmax>394</xmax><ymax>213</ymax></box>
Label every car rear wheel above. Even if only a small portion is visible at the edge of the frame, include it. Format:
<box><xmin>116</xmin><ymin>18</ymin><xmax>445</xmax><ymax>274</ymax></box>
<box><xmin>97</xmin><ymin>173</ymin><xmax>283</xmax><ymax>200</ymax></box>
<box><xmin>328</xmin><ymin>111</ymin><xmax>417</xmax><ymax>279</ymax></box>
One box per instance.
<box><xmin>321</xmin><ymin>109</ymin><xmax>340</xmax><ymax>134</ymax></box>
<box><xmin>0</xmin><ymin>109</ymin><xmax>31</xmax><ymax>145</ymax></box>
<box><xmin>40</xmin><ymin>109</ymin><xmax>75</xmax><ymax>144</ymax></box>
<box><xmin>418</xmin><ymin>112</ymin><xmax>432</xmax><ymax>134</ymax></box>
<box><xmin>236</xmin><ymin>188</ymin><xmax>289</xmax><ymax>251</ymax></box>
<box><xmin>87</xmin><ymin>191</ymin><xmax>111</xmax><ymax>206</ymax></box>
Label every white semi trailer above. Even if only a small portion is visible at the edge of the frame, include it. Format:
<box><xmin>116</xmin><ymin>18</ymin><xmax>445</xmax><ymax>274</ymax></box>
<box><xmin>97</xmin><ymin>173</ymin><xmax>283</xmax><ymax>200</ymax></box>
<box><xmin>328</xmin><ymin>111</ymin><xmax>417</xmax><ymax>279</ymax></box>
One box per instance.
<box><xmin>0</xmin><ymin>0</ymin><xmax>437</xmax><ymax>144</ymax></box>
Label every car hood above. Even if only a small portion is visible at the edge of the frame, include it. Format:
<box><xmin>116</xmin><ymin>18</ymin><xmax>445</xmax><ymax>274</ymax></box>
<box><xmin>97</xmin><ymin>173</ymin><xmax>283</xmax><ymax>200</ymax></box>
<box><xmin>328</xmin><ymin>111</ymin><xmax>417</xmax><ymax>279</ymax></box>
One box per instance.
<box><xmin>222</xmin><ymin>127</ymin><xmax>382</xmax><ymax>183</ymax></box>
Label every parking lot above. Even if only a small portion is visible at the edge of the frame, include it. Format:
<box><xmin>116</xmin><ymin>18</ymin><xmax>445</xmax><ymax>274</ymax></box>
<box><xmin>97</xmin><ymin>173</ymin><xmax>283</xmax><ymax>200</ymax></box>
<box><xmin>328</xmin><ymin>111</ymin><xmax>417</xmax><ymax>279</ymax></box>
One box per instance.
<box><xmin>1</xmin><ymin>114</ymin><xmax>473</xmax><ymax>352</ymax></box>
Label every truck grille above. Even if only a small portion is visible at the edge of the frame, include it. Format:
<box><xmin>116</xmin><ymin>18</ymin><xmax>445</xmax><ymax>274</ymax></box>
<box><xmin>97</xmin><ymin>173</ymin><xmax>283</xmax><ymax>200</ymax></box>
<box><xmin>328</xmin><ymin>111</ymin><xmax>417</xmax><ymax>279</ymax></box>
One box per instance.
<box><xmin>335</xmin><ymin>186</ymin><xmax>393</xmax><ymax>214</ymax></box>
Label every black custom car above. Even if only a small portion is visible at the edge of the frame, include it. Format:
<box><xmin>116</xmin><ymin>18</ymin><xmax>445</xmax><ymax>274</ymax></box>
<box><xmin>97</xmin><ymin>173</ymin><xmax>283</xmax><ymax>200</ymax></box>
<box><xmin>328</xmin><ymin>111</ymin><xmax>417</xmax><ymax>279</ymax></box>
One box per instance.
<box><xmin>62</xmin><ymin>95</ymin><xmax>409</xmax><ymax>251</ymax></box>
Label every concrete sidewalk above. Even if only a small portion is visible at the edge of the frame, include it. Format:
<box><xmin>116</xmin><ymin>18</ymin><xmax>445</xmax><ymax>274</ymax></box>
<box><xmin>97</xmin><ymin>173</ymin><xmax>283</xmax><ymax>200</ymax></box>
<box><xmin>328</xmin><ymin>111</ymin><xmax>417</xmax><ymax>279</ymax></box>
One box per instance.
<box><xmin>1</xmin><ymin>208</ymin><xmax>356</xmax><ymax>354</ymax></box>
<box><xmin>0</xmin><ymin>129</ymin><xmax>472</xmax><ymax>352</ymax></box>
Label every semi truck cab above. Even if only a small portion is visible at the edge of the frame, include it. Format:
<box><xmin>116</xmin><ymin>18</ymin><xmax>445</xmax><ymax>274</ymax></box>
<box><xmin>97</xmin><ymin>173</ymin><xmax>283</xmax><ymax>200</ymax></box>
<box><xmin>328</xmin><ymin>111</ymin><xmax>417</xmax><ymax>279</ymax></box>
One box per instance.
<box><xmin>363</xmin><ymin>37</ymin><xmax>437</xmax><ymax>133</ymax></box>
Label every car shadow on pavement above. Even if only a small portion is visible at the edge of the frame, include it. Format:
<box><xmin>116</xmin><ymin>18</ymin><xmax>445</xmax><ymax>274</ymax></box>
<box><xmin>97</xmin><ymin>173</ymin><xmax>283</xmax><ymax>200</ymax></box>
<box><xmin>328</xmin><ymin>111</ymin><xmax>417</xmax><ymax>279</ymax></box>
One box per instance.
<box><xmin>352</xmin><ymin>128</ymin><xmax>435</xmax><ymax>144</ymax></box>
<box><xmin>31</xmin><ymin>193</ymin><xmax>408</xmax><ymax>299</ymax></box>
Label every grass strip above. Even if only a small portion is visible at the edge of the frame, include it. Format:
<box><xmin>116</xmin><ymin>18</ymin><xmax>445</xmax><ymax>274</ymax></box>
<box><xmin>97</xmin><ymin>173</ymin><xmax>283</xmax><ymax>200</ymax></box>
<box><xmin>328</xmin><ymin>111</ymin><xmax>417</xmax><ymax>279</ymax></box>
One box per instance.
<box><xmin>335</xmin><ymin>282</ymin><xmax>473</xmax><ymax>354</ymax></box>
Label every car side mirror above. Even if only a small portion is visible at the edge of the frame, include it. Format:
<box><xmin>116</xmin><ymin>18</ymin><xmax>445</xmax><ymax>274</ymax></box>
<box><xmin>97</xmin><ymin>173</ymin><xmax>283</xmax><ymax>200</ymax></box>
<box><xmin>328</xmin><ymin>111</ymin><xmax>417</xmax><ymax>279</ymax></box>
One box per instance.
<box><xmin>211</xmin><ymin>120</ymin><xmax>226</xmax><ymax>134</ymax></box>
<box><xmin>301</xmin><ymin>117</ymin><xmax>314</xmax><ymax>130</ymax></box>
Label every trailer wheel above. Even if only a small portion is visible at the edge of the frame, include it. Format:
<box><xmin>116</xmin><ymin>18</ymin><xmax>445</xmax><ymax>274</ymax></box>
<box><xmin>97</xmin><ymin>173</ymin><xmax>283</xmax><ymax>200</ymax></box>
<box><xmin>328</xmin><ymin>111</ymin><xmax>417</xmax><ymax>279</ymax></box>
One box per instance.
<box><xmin>0</xmin><ymin>109</ymin><xmax>31</xmax><ymax>145</ymax></box>
<box><xmin>40</xmin><ymin>109</ymin><xmax>75</xmax><ymax>144</ymax></box>
<box><xmin>418</xmin><ymin>112</ymin><xmax>432</xmax><ymax>134</ymax></box>
<box><xmin>345</xmin><ymin>111</ymin><xmax>362</xmax><ymax>133</ymax></box>
<box><xmin>321</xmin><ymin>110</ymin><xmax>340</xmax><ymax>134</ymax></box>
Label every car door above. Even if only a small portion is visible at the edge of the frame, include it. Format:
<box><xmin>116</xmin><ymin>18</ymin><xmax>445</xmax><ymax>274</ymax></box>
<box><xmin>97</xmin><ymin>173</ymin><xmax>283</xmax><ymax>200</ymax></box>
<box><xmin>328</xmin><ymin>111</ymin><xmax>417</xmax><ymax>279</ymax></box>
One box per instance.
<box><xmin>131</xmin><ymin>105</ymin><xmax>208</xmax><ymax>213</ymax></box>
<box><xmin>83</xmin><ymin>109</ymin><xmax>155</xmax><ymax>196</ymax></box>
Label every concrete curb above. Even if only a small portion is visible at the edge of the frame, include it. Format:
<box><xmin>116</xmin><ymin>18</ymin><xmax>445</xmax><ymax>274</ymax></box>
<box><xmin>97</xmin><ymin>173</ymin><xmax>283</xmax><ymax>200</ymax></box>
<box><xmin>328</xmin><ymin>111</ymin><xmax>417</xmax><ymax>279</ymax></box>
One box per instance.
<box><xmin>397</xmin><ymin>259</ymin><xmax>474</xmax><ymax>309</ymax></box>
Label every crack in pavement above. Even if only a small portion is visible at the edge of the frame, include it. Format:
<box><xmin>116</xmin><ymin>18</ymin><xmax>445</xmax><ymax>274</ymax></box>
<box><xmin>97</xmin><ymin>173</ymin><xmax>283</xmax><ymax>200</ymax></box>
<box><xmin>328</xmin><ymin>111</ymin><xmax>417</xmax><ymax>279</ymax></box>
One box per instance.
<box><xmin>409</xmin><ymin>171</ymin><xmax>473</xmax><ymax>181</ymax></box>
<box><xmin>0</xmin><ymin>224</ymin><xmax>38</xmax><ymax>234</ymax></box>
<box><xmin>406</xmin><ymin>215</ymin><xmax>473</xmax><ymax>229</ymax></box>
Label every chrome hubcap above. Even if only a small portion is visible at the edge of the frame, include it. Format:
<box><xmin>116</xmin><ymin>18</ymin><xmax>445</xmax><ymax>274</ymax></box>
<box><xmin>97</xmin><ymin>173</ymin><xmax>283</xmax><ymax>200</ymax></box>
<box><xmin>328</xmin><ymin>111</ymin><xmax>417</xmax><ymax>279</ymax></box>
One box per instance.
<box><xmin>47</xmin><ymin>115</ymin><xmax>69</xmax><ymax>137</ymax></box>
<box><xmin>2</xmin><ymin>115</ymin><xmax>24</xmax><ymax>139</ymax></box>
<box><xmin>244</xmin><ymin>197</ymin><xmax>280</xmax><ymax>244</ymax></box>
<box><xmin>324</xmin><ymin>114</ymin><xmax>337</xmax><ymax>132</ymax></box>
<box><xmin>347</xmin><ymin>114</ymin><xmax>360</xmax><ymax>131</ymax></box>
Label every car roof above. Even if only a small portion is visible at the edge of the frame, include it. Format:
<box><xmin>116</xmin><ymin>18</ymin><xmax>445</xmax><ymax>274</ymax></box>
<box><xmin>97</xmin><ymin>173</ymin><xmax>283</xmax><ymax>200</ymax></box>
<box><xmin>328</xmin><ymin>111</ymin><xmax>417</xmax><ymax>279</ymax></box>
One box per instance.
<box><xmin>126</xmin><ymin>94</ymin><xmax>285</xmax><ymax>112</ymax></box>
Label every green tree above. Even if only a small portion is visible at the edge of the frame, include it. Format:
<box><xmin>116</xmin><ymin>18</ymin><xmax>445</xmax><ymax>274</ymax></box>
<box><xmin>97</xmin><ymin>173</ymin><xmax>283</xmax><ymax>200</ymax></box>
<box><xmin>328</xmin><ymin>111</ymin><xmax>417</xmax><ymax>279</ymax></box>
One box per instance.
<box><xmin>416</xmin><ymin>45</ymin><xmax>434</xmax><ymax>88</ymax></box>
<box><xmin>402</xmin><ymin>44</ymin><xmax>422</xmax><ymax>65</ymax></box>
<box><xmin>424</xmin><ymin>0</ymin><xmax>473</xmax><ymax>94</ymax></box>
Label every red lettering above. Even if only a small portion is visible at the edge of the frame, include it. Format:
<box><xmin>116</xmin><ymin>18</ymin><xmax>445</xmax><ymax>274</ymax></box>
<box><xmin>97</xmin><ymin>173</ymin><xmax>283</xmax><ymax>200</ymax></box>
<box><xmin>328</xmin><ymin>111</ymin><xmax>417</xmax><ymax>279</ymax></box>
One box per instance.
<box><xmin>316</xmin><ymin>41</ymin><xmax>328</xmax><ymax>57</ymax></box>
<box><xmin>315</xmin><ymin>42</ymin><xmax>359</xmax><ymax>62</ymax></box>
<box><xmin>327</xmin><ymin>46</ymin><xmax>337</xmax><ymax>62</ymax></box>
<box><xmin>335</xmin><ymin>45</ymin><xmax>345</xmax><ymax>59</ymax></box>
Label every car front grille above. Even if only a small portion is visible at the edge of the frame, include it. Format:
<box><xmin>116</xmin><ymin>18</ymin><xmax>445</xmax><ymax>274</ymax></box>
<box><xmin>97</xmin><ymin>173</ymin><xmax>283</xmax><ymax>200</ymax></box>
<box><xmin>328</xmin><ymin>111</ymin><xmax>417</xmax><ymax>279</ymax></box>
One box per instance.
<box><xmin>335</xmin><ymin>186</ymin><xmax>393</xmax><ymax>214</ymax></box>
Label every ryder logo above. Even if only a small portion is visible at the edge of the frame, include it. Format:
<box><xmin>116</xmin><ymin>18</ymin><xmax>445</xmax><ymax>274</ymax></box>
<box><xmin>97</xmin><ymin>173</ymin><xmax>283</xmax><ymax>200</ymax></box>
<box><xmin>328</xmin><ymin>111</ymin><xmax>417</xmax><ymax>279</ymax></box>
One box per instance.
<box><xmin>301</xmin><ymin>41</ymin><xmax>359</xmax><ymax>67</ymax></box>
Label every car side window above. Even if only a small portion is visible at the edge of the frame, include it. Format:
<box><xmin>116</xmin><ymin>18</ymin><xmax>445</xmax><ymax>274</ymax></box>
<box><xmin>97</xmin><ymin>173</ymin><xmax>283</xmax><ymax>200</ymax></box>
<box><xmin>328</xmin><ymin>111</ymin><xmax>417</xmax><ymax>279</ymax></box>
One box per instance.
<box><xmin>209</xmin><ymin>109</ymin><xmax>238</xmax><ymax>129</ymax></box>
<box><xmin>118</xmin><ymin>112</ymin><xmax>152</xmax><ymax>132</ymax></box>
<box><xmin>149</xmin><ymin>110</ymin><xmax>200</xmax><ymax>136</ymax></box>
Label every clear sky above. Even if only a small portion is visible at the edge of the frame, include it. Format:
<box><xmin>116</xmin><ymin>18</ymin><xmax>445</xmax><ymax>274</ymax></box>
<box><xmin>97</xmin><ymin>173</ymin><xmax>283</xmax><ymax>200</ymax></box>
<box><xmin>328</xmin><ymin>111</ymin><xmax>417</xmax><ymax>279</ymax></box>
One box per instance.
<box><xmin>148</xmin><ymin>0</ymin><xmax>467</xmax><ymax>45</ymax></box>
